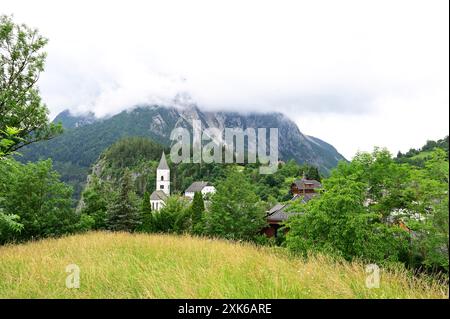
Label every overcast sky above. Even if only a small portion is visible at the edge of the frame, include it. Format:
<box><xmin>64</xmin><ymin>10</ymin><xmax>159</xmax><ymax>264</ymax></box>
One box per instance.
<box><xmin>2</xmin><ymin>0</ymin><xmax>449</xmax><ymax>159</ymax></box>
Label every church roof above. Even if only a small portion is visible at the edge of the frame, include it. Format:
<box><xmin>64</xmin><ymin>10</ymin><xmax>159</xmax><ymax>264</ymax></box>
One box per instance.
<box><xmin>157</xmin><ymin>152</ymin><xmax>169</xmax><ymax>170</ymax></box>
<box><xmin>150</xmin><ymin>190</ymin><xmax>168</xmax><ymax>201</ymax></box>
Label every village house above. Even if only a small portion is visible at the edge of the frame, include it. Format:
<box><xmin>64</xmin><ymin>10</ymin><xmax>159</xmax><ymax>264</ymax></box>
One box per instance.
<box><xmin>290</xmin><ymin>178</ymin><xmax>322</xmax><ymax>196</ymax></box>
<box><xmin>263</xmin><ymin>177</ymin><xmax>322</xmax><ymax>238</ymax></box>
<box><xmin>184</xmin><ymin>181</ymin><xmax>216</xmax><ymax>199</ymax></box>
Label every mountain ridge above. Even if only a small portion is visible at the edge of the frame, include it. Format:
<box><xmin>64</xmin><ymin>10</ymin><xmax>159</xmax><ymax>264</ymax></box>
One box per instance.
<box><xmin>50</xmin><ymin>104</ymin><xmax>346</xmax><ymax>167</ymax></box>
<box><xmin>19</xmin><ymin>105</ymin><xmax>346</xmax><ymax>198</ymax></box>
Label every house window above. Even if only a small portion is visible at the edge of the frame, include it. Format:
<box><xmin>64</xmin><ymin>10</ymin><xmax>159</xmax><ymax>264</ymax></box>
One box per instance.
<box><xmin>160</xmin><ymin>185</ymin><xmax>164</xmax><ymax>189</ymax></box>
<box><xmin>160</xmin><ymin>176</ymin><xmax>164</xmax><ymax>181</ymax></box>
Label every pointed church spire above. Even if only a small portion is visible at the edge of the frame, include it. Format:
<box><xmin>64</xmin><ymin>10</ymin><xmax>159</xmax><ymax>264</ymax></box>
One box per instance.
<box><xmin>157</xmin><ymin>152</ymin><xmax>169</xmax><ymax>170</ymax></box>
<box><xmin>156</xmin><ymin>152</ymin><xmax>170</xmax><ymax>196</ymax></box>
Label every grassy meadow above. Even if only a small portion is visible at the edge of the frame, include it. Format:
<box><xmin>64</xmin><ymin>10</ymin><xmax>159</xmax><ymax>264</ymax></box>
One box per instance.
<box><xmin>0</xmin><ymin>232</ymin><xmax>447</xmax><ymax>299</ymax></box>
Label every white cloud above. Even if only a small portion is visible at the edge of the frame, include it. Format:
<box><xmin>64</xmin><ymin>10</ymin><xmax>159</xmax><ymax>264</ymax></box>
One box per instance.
<box><xmin>2</xmin><ymin>0</ymin><xmax>448</xmax><ymax>158</ymax></box>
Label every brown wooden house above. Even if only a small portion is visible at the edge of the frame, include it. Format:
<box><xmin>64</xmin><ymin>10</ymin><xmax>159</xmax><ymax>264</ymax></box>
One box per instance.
<box><xmin>290</xmin><ymin>178</ymin><xmax>322</xmax><ymax>196</ymax></box>
<box><xmin>263</xmin><ymin>177</ymin><xmax>322</xmax><ymax>238</ymax></box>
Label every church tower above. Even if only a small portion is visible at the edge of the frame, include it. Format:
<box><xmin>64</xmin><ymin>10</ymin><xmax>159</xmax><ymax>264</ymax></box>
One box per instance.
<box><xmin>156</xmin><ymin>152</ymin><xmax>170</xmax><ymax>196</ymax></box>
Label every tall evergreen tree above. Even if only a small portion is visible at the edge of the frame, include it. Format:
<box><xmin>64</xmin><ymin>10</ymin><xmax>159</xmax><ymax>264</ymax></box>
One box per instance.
<box><xmin>141</xmin><ymin>191</ymin><xmax>151</xmax><ymax>213</ymax></box>
<box><xmin>138</xmin><ymin>191</ymin><xmax>153</xmax><ymax>232</ymax></box>
<box><xmin>190</xmin><ymin>192</ymin><xmax>205</xmax><ymax>234</ymax></box>
<box><xmin>305</xmin><ymin>166</ymin><xmax>321</xmax><ymax>181</ymax></box>
<box><xmin>106</xmin><ymin>169</ymin><xmax>141</xmax><ymax>231</ymax></box>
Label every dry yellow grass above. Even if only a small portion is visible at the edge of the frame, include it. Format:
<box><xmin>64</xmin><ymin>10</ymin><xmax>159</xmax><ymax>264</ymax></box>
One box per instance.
<box><xmin>0</xmin><ymin>232</ymin><xmax>447</xmax><ymax>298</ymax></box>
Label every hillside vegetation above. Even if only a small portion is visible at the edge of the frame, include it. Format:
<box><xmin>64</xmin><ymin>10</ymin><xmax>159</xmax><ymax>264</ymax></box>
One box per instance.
<box><xmin>396</xmin><ymin>136</ymin><xmax>449</xmax><ymax>167</ymax></box>
<box><xmin>0</xmin><ymin>232</ymin><xmax>447</xmax><ymax>299</ymax></box>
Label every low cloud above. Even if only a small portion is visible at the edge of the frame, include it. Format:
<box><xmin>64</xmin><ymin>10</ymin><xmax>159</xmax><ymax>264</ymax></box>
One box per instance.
<box><xmin>2</xmin><ymin>0</ymin><xmax>448</xmax><ymax>158</ymax></box>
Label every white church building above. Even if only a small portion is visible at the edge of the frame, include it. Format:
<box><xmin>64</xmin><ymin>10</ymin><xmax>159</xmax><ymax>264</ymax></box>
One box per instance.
<box><xmin>149</xmin><ymin>152</ymin><xmax>216</xmax><ymax>211</ymax></box>
<box><xmin>150</xmin><ymin>152</ymin><xmax>170</xmax><ymax>211</ymax></box>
